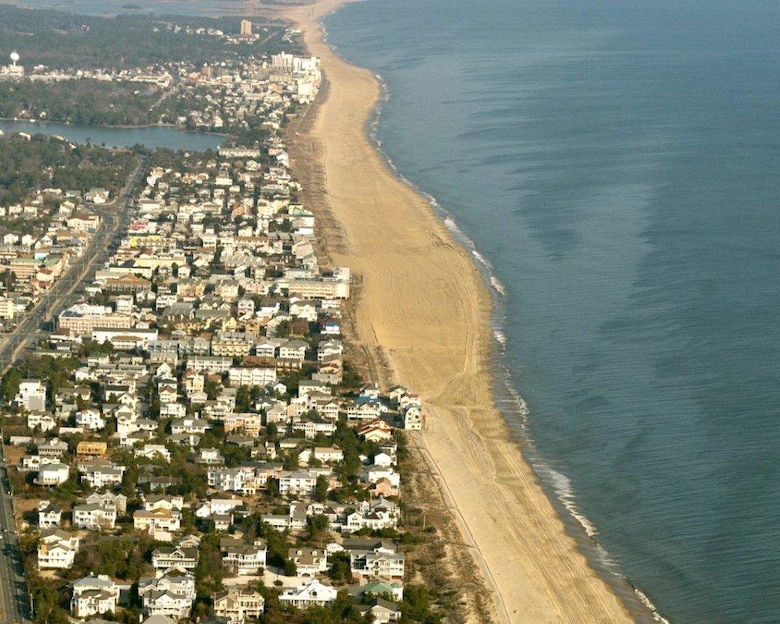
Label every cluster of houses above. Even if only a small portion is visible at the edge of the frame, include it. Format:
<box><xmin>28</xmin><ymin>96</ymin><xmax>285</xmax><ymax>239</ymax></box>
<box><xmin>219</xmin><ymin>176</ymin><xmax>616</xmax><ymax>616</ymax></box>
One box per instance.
<box><xmin>0</xmin><ymin>37</ymin><xmax>429</xmax><ymax>623</ymax></box>
<box><xmin>59</xmin><ymin>533</ymin><xmax>407</xmax><ymax>622</ymax></box>
<box><xmin>0</xmin><ymin>191</ymin><xmax>107</xmax><ymax>320</ymax></box>
<box><xmin>0</xmin><ymin>39</ymin><xmax>322</xmax><ymax>324</ymax></box>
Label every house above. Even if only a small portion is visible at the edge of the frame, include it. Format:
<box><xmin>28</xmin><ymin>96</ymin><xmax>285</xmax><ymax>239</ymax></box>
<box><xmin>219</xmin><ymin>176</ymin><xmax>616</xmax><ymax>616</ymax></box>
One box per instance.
<box><xmin>361</xmin><ymin>580</ymin><xmax>404</xmax><ymax>601</ymax></box>
<box><xmin>151</xmin><ymin>546</ymin><xmax>199</xmax><ymax>575</ymax></box>
<box><xmin>15</xmin><ymin>379</ymin><xmax>46</xmax><ymax>411</ymax></box>
<box><xmin>27</xmin><ymin>411</ymin><xmax>56</xmax><ymax>432</ymax></box>
<box><xmin>220</xmin><ymin>537</ymin><xmax>267</xmax><ymax>575</ymax></box>
<box><xmin>38</xmin><ymin>501</ymin><xmax>62</xmax><ymax>529</ymax></box>
<box><xmin>73</xmin><ymin>503</ymin><xmax>117</xmax><ymax>531</ymax></box>
<box><xmin>36</xmin><ymin>462</ymin><xmax>69</xmax><ymax>486</ymax></box>
<box><xmin>287</xmin><ymin>547</ymin><xmax>328</xmax><ymax>576</ymax></box>
<box><xmin>350</xmin><ymin>547</ymin><xmax>406</xmax><ymax>581</ymax></box>
<box><xmin>71</xmin><ymin>574</ymin><xmax>119</xmax><ymax>618</ymax></box>
<box><xmin>403</xmin><ymin>405</ymin><xmax>422</xmax><ymax>430</ymax></box>
<box><xmin>38</xmin><ymin>529</ymin><xmax>79</xmax><ymax>570</ymax></box>
<box><xmin>171</xmin><ymin>417</ymin><xmax>210</xmax><ymax>435</ymax></box>
<box><xmin>278</xmin><ymin>579</ymin><xmax>338</xmax><ymax>608</ymax></box>
<box><xmin>212</xmin><ymin>587</ymin><xmax>265</xmax><ymax>624</ymax></box>
<box><xmin>143</xmin><ymin>494</ymin><xmax>185</xmax><ymax>512</ymax></box>
<box><xmin>135</xmin><ymin>444</ymin><xmax>172</xmax><ymax>461</ymax></box>
<box><xmin>135</xmin><ymin>508</ymin><xmax>182</xmax><ymax>536</ymax></box>
<box><xmin>39</xmin><ymin>438</ymin><xmax>69</xmax><ymax>459</ymax></box>
<box><xmin>357</xmin><ymin>419</ymin><xmax>393</xmax><ymax>442</ymax></box>
<box><xmin>139</xmin><ymin>572</ymin><xmax>196</xmax><ymax>619</ymax></box>
<box><xmin>355</xmin><ymin>598</ymin><xmax>402</xmax><ymax>623</ymax></box>
<box><xmin>81</xmin><ymin>463</ymin><xmax>126</xmax><ymax>489</ymax></box>
<box><xmin>86</xmin><ymin>492</ymin><xmax>128</xmax><ymax>514</ymax></box>
<box><xmin>77</xmin><ymin>440</ymin><xmax>108</xmax><ymax>460</ymax></box>
<box><xmin>75</xmin><ymin>409</ymin><xmax>107</xmax><ymax>431</ymax></box>
<box><xmin>279</xmin><ymin>470</ymin><xmax>323</xmax><ymax>497</ymax></box>
<box><xmin>195</xmin><ymin>448</ymin><xmax>226</xmax><ymax>465</ymax></box>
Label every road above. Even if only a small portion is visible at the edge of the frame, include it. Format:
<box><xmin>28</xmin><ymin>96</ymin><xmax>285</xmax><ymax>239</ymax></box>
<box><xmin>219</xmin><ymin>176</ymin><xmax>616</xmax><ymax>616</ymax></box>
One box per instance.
<box><xmin>0</xmin><ymin>154</ymin><xmax>147</xmax><ymax>370</ymax></box>
<box><xmin>0</xmin><ymin>444</ymin><xmax>26</xmax><ymax>624</ymax></box>
<box><xmin>0</xmin><ymin>153</ymin><xmax>147</xmax><ymax>623</ymax></box>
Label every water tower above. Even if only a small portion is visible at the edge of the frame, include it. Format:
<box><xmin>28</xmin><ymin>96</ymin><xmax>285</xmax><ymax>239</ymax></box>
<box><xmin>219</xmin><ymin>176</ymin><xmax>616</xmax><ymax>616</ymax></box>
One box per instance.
<box><xmin>9</xmin><ymin>51</ymin><xmax>19</xmax><ymax>67</ymax></box>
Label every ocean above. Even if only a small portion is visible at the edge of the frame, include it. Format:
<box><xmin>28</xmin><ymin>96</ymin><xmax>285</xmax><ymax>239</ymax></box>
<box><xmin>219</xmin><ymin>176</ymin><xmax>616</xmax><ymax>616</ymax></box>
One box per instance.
<box><xmin>322</xmin><ymin>0</ymin><xmax>780</xmax><ymax>622</ymax></box>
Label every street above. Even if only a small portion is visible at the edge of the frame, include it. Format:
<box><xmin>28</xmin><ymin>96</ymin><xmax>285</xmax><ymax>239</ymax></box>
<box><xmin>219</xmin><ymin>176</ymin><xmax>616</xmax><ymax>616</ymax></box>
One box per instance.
<box><xmin>0</xmin><ymin>153</ymin><xmax>147</xmax><ymax>623</ymax></box>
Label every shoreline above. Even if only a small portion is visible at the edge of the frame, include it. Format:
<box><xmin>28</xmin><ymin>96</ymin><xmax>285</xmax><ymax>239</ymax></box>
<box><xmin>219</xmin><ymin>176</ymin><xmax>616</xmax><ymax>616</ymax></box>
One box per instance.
<box><xmin>272</xmin><ymin>0</ymin><xmax>640</xmax><ymax>622</ymax></box>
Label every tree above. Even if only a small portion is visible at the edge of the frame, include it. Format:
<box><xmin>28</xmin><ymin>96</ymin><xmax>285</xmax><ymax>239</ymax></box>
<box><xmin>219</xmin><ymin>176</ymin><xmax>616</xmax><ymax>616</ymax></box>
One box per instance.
<box><xmin>0</xmin><ymin>269</ymin><xmax>16</xmax><ymax>290</ymax></box>
<box><xmin>0</xmin><ymin>366</ymin><xmax>22</xmax><ymax>404</ymax></box>
<box><xmin>328</xmin><ymin>552</ymin><xmax>352</xmax><ymax>585</ymax></box>
<box><xmin>307</xmin><ymin>513</ymin><xmax>329</xmax><ymax>543</ymax></box>
<box><xmin>235</xmin><ymin>385</ymin><xmax>251</xmax><ymax>412</ymax></box>
<box><xmin>313</xmin><ymin>474</ymin><xmax>328</xmax><ymax>503</ymax></box>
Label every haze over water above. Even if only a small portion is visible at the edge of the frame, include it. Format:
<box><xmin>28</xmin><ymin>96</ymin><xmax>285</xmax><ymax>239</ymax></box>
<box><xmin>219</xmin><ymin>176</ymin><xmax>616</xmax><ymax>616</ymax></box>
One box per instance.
<box><xmin>324</xmin><ymin>0</ymin><xmax>780</xmax><ymax>622</ymax></box>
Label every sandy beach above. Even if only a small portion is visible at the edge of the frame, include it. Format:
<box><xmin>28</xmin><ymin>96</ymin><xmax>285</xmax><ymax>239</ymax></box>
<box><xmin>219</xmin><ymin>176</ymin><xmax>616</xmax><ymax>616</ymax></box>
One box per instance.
<box><xmin>277</xmin><ymin>1</ymin><xmax>637</xmax><ymax>621</ymax></box>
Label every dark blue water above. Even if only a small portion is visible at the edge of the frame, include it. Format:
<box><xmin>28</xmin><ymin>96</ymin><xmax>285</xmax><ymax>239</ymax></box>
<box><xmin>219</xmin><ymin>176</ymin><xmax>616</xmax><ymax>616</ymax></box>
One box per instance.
<box><xmin>324</xmin><ymin>0</ymin><xmax>780</xmax><ymax>622</ymax></box>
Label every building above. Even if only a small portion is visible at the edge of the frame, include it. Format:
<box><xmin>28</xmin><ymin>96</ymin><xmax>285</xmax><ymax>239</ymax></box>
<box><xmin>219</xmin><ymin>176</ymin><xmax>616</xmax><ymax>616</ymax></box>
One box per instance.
<box><xmin>213</xmin><ymin>587</ymin><xmax>265</xmax><ymax>624</ymax></box>
<box><xmin>278</xmin><ymin>579</ymin><xmax>338</xmax><ymax>608</ymax></box>
<box><xmin>151</xmin><ymin>546</ymin><xmax>198</xmax><ymax>574</ymax></box>
<box><xmin>15</xmin><ymin>379</ymin><xmax>46</xmax><ymax>411</ymax></box>
<box><xmin>38</xmin><ymin>501</ymin><xmax>62</xmax><ymax>529</ymax></box>
<box><xmin>220</xmin><ymin>537</ymin><xmax>267</xmax><ymax>575</ymax></box>
<box><xmin>36</xmin><ymin>462</ymin><xmax>69</xmax><ymax>486</ymax></box>
<box><xmin>134</xmin><ymin>508</ymin><xmax>182</xmax><ymax>535</ymax></box>
<box><xmin>38</xmin><ymin>529</ymin><xmax>79</xmax><ymax>570</ymax></box>
<box><xmin>58</xmin><ymin>303</ymin><xmax>133</xmax><ymax>336</ymax></box>
<box><xmin>73</xmin><ymin>503</ymin><xmax>117</xmax><ymax>531</ymax></box>
<box><xmin>71</xmin><ymin>574</ymin><xmax>119</xmax><ymax>618</ymax></box>
<box><xmin>76</xmin><ymin>440</ymin><xmax>108</xmax><ymax>460</ymax></box>
<box><xmin>139</xmin><ymin>573</ymin><xmax>196</xmax><ymax>620</ymax></box>
<box><xmin>240</xmin><ymin>19</ymin><xmax>252</xmax><ymax>36</ymax></box>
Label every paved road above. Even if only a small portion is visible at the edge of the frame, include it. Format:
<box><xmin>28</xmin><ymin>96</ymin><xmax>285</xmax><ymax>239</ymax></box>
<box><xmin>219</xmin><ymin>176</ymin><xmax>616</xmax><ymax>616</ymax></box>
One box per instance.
<box><xmin>0</xmin><ymin>154</ymin><xmax>147</xmax><ymax>623</ymax></box>
<box><xmin>0</xmin><ymin>444</ymin><xmax>26</xmax><ymax>624</ymax></box>
<box><xmin>0</xmin><ymin>154</ymin><xmax>147</xmax><ymax>370</ymax></box>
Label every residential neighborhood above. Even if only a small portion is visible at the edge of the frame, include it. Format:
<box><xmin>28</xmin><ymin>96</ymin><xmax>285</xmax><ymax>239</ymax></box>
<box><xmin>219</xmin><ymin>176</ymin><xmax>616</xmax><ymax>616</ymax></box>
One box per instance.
<box><xmin>0</xmin><ymin>15</ymin><xmax>433</xmax><ymax>624</ymax></box>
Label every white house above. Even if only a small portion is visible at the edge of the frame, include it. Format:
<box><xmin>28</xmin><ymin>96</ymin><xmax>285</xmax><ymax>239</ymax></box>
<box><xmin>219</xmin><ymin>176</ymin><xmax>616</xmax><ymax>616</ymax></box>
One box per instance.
<box><xmin>36</xmin><ymin>462</ymin><xmax>69</xmax><ymax>486</ymax></box>
<box><xmin>16</xmin><ymin>379</ymin><xmax>46</xmax><ymax>411</ymax></box>
<box><xmin>278</xmin><ymin>579</ymin><xmax>338</xmax><ymax>608</ymax></box>
<box><xmin>71</xmin><ymin>574</ymin><xmax>119</xmax><ymax>618</ymax></box>
<box><xmin>139</xmin><ymin>573</ymin><xmax>196</xmax><ymax>619</ymax></box>
<box><xmin>38</xmin><ymin>529</ymin><xmax>79</xmax><ymax>570</ymax></box>
<box><xmin>38</xmin><ymin>501</ymin><xmax>62</xmax><ymax>529</ymax></box>
<box><xmin>73</xmin><ymin>503</ymin><xmax>117</xmax><ymax>531</ymax></box>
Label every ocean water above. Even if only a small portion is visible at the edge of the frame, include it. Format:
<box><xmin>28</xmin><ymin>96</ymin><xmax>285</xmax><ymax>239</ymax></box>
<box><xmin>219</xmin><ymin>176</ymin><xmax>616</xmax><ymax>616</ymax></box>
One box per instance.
<box><xmin>323</xmin><ymin>0</ymin><xmax>780</xmax><ymax>622</ymax></box>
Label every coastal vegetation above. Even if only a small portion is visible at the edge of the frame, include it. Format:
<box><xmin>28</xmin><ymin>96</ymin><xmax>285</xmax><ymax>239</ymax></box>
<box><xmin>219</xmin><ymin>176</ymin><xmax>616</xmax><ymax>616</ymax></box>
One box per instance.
<box><xmin>0</xmin><ymin>133</ymin><xmax>137</xmax><ymax>206</ymax></box>
<box><xmin>0</xmin><ymin>5</ymin><xmax>299</xmax><ymax>69</ymax></box>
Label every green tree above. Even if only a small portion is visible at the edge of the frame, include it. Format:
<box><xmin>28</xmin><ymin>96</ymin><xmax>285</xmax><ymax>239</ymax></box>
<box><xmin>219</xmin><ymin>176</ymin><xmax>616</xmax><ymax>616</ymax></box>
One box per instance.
<box><xmin>313</xmin><ymin>474</ymin><xmax>328</xmax><ymax>503</ymax></box>
<box><xmin>307</xmin><ymin>513</ymin><xmax>330</xmax><ymax>544</ymax></box>
<box><xmin>0</xmin><ymin>366</ymin><xmax>22</xmax><ymax>404</ymax></box>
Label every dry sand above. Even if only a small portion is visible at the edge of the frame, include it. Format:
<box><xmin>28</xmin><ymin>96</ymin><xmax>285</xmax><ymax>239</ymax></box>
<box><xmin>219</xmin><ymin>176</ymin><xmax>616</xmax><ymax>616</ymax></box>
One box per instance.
<box><xmin>279</xmin><ymin>1</ymin><xmax>637</xmax><ymax>621</ymax></box>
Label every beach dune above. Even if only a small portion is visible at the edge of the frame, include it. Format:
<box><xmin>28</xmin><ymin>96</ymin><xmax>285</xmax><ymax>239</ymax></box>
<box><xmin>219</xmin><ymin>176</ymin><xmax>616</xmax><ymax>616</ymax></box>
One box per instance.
<box><xmin>281</xmin><ymin>1</ymin><xmax>636</xmax><ymax>622</ymax></box>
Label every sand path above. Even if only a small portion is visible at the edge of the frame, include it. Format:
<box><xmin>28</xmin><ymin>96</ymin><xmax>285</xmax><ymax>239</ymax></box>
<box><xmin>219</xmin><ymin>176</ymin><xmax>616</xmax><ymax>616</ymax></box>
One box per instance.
<box><xmin>281</xmin><ymin>1</ymin><xmax>636</xmax><ymax>622</ymax></box>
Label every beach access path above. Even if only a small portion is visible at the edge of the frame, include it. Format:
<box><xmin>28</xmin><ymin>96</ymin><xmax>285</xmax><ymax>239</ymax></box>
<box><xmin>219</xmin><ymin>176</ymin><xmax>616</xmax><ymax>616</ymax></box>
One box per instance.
<box><xmin>276</xmin><ymin>1</ymin><xmax>636</xmax><ymax>621</ymax></box>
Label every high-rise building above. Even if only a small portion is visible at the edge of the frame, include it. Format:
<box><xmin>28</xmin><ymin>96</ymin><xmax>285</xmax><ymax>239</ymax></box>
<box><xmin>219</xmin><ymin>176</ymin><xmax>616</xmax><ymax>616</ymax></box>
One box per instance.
<box><xmin>240</xmin><ymin>20</ymin><xmax>252</xmax><ymax>36</ymax></box>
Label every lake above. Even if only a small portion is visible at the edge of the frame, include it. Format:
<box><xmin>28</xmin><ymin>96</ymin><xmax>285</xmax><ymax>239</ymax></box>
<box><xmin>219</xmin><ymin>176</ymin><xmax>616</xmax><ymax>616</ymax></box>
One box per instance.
<box><xmin>0</xmin><ymin>119</ymin><xmax>226</xmax><ymax>151</ymax></box>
